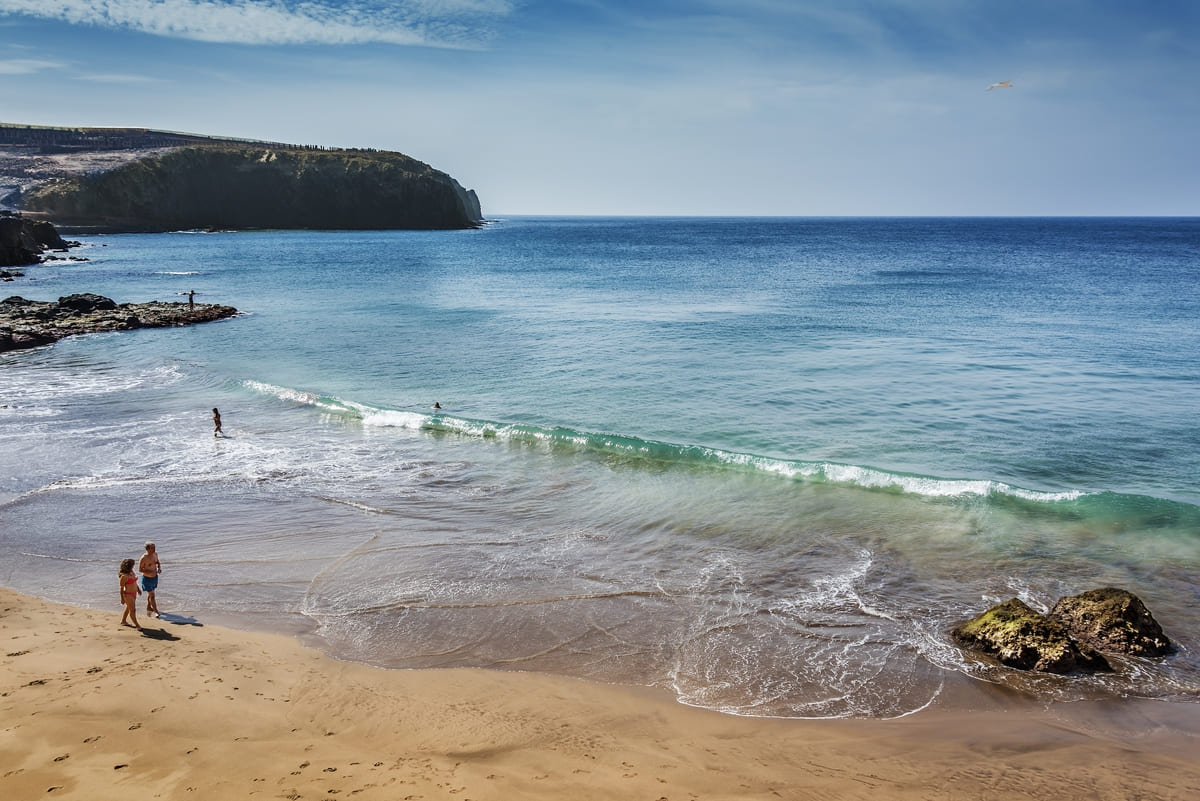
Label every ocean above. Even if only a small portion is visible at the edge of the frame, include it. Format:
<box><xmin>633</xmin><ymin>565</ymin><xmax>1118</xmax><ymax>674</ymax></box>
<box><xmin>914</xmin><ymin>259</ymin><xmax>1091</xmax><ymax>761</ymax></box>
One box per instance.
<box><xmin>2</xmin><ymin>216</ymin><xmax>1198</xmax><ymax>719</ymax></box>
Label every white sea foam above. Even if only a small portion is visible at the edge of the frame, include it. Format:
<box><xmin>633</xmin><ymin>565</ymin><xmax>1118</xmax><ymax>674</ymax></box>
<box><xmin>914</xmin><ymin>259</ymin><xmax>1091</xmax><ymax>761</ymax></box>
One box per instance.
<box><xmin>359</xmin><ymin>408</ymin><xmax>428</xmax><ymax>429</ymax></box>
<box><xmin>243</xmin><ymin>380</ymin><xmax>323</xmax><ymax>405</ymax></box>
<box><xmin>5</xmin><ymin>362</ymin><xmax>185</xmax><ymax>402</ymax></box>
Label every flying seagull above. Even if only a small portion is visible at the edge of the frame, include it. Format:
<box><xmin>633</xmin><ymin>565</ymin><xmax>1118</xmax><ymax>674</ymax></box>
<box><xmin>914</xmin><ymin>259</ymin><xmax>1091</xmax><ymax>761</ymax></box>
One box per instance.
<box><xmin>986</xmin><ymin>80</ymin><xmax>1013</xmax><ymax>91</ymax></box>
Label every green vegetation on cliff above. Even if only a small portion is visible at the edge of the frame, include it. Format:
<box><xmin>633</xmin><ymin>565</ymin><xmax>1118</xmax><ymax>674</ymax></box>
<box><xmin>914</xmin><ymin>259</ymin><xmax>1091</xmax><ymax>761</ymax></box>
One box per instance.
<box><xmin>24</xmin><ymin>145</ymin><xmax>483</xmax><ymax>231</ymax></box>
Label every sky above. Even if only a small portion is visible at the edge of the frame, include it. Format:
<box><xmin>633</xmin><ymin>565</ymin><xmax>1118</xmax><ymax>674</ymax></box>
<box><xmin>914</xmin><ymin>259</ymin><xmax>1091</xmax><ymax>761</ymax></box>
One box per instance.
<box><xmin>1</xmin><ymin>1</ymin><xmax>1197</xmax><ymax>216</ymax></box>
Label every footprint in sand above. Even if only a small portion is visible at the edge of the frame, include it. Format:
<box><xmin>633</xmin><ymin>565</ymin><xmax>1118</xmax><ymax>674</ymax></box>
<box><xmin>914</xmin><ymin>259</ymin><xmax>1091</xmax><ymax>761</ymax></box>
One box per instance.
<box><xmin>114</xmin><ymin>764</ymin><xmax>128</xmax><ymax>770</ymax></box>
<box><xmin>7</xmin><ymin>650</ymin><xmax>30</xmax><ymax>656</ymax></box>
<box><xmin>53</xmin><ymin>754</ymin><xmax>69</xmax><ymax>762</ymax></box>
<box><xmin>128</xmin><ymin>723</ymin><xmax>141</xmax><ymax>730</ymax></box>
<box><xmin>83</xmin><ymin>736</ymin><xmax>102</xmax><ymax>744</ymax></box>
<box><xmin>87</xmin><ymin>666</ymin><xmax>102</xmax><ymax>674</ymax></box>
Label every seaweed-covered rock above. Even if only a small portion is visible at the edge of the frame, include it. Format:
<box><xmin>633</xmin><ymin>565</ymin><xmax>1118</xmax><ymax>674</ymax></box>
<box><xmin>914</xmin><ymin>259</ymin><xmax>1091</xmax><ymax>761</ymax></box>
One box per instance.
<box><xmin>952</xmin><ymin>598</ymin><xmax>1111</xmax><ymax>674</ymax></box>
<box><xmin>1049</xmin><ymin>588</ymin><xmax>1171</xmax><ymax>658</ymax></box>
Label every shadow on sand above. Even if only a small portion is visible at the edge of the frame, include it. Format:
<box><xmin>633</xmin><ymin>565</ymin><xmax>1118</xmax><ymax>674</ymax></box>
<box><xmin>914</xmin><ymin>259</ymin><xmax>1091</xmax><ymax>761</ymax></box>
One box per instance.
<box><xmin>139</xmin><ymin>627</ymin><xmax>181</xmax><ymax>641</ymax></box>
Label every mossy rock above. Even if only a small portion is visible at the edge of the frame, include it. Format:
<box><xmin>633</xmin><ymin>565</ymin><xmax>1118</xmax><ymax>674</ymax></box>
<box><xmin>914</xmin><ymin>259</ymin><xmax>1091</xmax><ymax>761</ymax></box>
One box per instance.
<box><xmin>1049</xmin><ymin>588</ymin><xmax>1171</xmax><ymax>658</ymax></box>
<box><xmin>952</xmin><ymin>598</ymin><xmax>1111</xmax><ymax>674</ymax></box>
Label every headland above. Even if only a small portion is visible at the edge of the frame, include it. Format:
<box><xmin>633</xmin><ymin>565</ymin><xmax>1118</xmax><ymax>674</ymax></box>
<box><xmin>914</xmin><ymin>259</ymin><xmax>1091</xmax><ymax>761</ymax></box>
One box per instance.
<box><xmin>0</xmin><ymin>123</ymin><xmax>483</xmax><ymax>231</ymax></box>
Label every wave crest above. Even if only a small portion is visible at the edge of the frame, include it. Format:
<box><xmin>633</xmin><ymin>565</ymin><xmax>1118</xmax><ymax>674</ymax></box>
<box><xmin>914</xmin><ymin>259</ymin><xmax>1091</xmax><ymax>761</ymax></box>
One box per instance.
<box><xmin>239</xmin><ymin>380</ymin><xmax>1097</xmax><ymax>505</ymax></box>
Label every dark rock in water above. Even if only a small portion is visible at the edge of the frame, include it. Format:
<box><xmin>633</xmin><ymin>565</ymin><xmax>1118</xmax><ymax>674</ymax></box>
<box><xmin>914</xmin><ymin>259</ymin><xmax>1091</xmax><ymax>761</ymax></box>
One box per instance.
<box><xmin>952</xmin><ymin>598</ymin><xmax>1112</xmax><ymax>674</ymax></box>
<box><xmin>1049</xmin><ymin>588</ymin><xmax>1172</xmax><ymax>658</ymax></box>
<box><xmin>0</xmin><ymin>216</ymin><xmax>41</xmax><ymax>266</ymax></box>
<box><xmin>58</xmin><ymin>293</ymin><xmax>117</xmax><ymax>313</ymax></box>
<box><xmin>30</xmin><ymin>220</ymin><xmax>69</xmax><ymax>250</ymax></box>
<box><xmin>0</xmin><ymin>293</ymin><xmax>238</xmax><ymax>353</ymax></box>
<box><xmin>0</xmin><ymin>216</ymin><xmax>76</xmax><ymax>266</ymax></box>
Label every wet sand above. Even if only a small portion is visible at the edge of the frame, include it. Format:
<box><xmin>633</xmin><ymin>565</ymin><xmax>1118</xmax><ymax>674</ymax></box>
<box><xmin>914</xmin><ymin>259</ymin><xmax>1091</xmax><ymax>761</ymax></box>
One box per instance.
<box><xmin>2</xmin><ymin>586</ymin><xmax>1198</xmax><ymax>800</ymax></box>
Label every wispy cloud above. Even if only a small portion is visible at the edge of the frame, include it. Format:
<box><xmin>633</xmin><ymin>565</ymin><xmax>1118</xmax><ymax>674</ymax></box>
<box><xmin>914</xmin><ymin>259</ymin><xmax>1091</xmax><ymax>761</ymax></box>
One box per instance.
<box><xmin>0</xmin><ymin>0</ymin><xmax>514</xmax><ymax>47</ymax></box>
<box><xmin>0</xmin><ymin>58</ymin><xmax>64</xmax><ymax>74</ymax></box>
<box><xmin>76</xmin><ymin>71</ymin><xmax>163</xmax><ymax>83</ymax></box>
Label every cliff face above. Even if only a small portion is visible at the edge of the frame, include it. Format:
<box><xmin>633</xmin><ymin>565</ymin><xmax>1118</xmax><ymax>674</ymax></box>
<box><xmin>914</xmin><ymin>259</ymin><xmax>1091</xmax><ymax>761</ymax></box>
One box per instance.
<box><xmin>22</xmin><ymin>146</ymin><xmax>483</xmax><ymax>231</ymax></box>
<box><xmin>0</xmin><ymin>216</ymin><xmax>71</xmax><ymax>266</ymax></box>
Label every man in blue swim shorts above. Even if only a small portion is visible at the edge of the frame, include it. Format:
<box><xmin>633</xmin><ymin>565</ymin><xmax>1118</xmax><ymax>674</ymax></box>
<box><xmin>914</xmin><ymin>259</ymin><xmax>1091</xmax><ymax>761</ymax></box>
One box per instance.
<box><xmin>139</xmin><ymin>541</ymin><xmax>162</xmax><ymax>618</ymax></box>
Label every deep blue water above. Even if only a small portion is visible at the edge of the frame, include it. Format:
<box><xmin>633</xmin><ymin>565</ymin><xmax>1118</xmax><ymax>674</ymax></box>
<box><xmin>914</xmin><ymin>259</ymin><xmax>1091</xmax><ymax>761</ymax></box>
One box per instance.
<box><xmin>2</xmin><ymin>217</ymin><xmax>1198</xmax><ymax>718</ymax></box>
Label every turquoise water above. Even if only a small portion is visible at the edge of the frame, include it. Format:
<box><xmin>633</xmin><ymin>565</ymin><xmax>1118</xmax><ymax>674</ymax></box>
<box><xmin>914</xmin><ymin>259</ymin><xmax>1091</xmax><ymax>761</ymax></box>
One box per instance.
<box><xmin>2</xmin><ymin>217</ymin><xmax>1198</xmax><ymax>718</ymax></box>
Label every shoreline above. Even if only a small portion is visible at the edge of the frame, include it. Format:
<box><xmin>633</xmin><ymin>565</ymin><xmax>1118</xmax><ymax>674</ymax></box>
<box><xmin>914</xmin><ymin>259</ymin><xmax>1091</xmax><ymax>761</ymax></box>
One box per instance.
<box><xmin>3</xmin><ymin>587</ymin><xmax>1199</xmax><ymax>800</ymax></box>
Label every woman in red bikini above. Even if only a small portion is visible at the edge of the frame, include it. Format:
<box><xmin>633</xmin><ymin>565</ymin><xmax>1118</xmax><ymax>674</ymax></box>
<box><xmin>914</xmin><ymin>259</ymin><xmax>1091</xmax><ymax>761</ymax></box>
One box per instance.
<box><xmin>119</xmin><ymin>558</ymin><xmax>141</xmax><ymax>629</ymax></box>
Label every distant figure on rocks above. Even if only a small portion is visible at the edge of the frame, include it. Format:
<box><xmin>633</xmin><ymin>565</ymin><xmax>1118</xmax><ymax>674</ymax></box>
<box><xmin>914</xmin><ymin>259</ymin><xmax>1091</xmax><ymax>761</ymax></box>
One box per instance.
<box><xmin>119</xmin><ymin>558</ymin><xmax>141</xmax><ymax>630</ymax></box>
<box><xmin>139</xmin><ymin>541</ymin><xmax>162</xmax><ymax>618</ymax></box>
<box><xmin>213</xmin><ymin>407</ymin><xmax>223</xmax><ymax>437</ymax></box>
<box><xmin>188</xmin><ymin>290</ymin><xmax>195</xmax><ymax>309</ymax></box>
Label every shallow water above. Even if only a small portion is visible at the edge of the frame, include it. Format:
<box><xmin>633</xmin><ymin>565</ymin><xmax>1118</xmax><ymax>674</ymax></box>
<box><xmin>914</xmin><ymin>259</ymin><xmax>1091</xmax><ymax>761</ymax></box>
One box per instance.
<box><xmin>2</xmin><ymin>217</ymin><xmax>1198</xmax><ymax>718</ymax></box>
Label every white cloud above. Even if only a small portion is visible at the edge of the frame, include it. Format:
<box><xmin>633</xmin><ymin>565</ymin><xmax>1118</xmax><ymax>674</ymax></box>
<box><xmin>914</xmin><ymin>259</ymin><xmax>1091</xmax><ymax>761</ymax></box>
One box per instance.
<box><xmin>0</xmin><ymin>0</ymin><xmax>513</xmax><ymax>47</ymax></box>
<box><xmin>77</xmin><ymin>71</ymin><xmax>162</xmax><ymax>83</ymax></box>
<box><xmin>0</xmin><ymin>58</ymin><xmax>64</xmax><ymax>74</ymax></box>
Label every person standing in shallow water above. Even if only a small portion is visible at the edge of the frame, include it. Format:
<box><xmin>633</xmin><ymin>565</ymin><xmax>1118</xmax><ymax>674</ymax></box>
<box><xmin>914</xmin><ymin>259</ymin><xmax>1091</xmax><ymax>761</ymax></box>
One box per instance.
<box><xmin>119</xmin><ymin>558</ymin><xmax>141</xmax><ymax>629</ymax></box>
<box><xmin>212</xmin><ymin>407</ymin><xmax>222</xmax><ymax>437</ymax></box>
<box><xmin>139</xmin><ymin>541</ymin><xmax>162</xmax><ymax>618</ymax></box>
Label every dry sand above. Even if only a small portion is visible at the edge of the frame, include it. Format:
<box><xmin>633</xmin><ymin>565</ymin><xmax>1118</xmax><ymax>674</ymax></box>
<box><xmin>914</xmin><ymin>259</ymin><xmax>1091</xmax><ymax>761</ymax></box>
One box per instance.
<box><xmin>3</xmin><ymin>587</ymin><xmax>1198</xmax><ymax>801</ymax></box>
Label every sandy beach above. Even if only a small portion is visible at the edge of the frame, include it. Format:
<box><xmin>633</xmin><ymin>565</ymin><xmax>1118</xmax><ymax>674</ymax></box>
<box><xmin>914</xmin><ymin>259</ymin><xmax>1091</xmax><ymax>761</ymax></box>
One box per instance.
<box><xmin>2</xmin><ymin>587</ymin><xmax>1198</xmax><ymax>800</ymax></box>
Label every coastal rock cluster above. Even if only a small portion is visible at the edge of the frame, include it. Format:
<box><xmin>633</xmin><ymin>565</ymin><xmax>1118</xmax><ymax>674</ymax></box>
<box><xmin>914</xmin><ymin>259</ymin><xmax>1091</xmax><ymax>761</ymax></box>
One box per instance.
<box><xmin>0</xmin><ymin>214</ymin><xmax>72</xmax><ymax>266</ymax></box>
<box><xmin>1</xmin><ymin>293</ymin><xmax>238</xmax><ymax>353</ymax></box>
<box><xmin>952</xmin><ymin>587</ymin><xmax>1172</xmax><ymax>675</ymax></box>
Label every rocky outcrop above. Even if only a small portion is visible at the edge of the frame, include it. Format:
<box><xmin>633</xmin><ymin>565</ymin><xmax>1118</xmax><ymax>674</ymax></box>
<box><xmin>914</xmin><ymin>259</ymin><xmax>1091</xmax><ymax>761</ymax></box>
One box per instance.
<box><xmin>1</xmin><ymin>293</ymin><xmax>238</xmax><ymax>353</ymax></box>
<box><xmin>1049</xmin><ymin>588</ymin><xmax>1172</xmax><ymax>657</ymax></box>
<box><xmin>952</xmin><ymin>598</ymin><xmax>1111</xmax><ymax>674</ymax></box>
<box><xmin>0</xmin><ymin>216</ymin><xmax>74</xmax><ymax>266</ymax></box>
<box><xmin>22</xmin><ymin>145</ymin><xmax>483</xmax><ymax>232</ymax></box>
<box><xmin>953</xmin><ymin>589</ymin><xmax>1173</xmax><ymax>675</ymax></box>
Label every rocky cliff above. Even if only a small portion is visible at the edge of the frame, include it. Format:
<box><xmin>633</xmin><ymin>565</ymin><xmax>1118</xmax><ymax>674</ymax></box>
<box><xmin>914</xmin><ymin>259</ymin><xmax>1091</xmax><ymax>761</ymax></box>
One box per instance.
<box><xmin>0</xmin><ymin>215</ymin><xmax>72</xmax><ymax>266</ymax></box>
<box><xmin>21</xmin><ymin>144</ymin><xmax>482</xmax><ymax>231</ymax></box>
